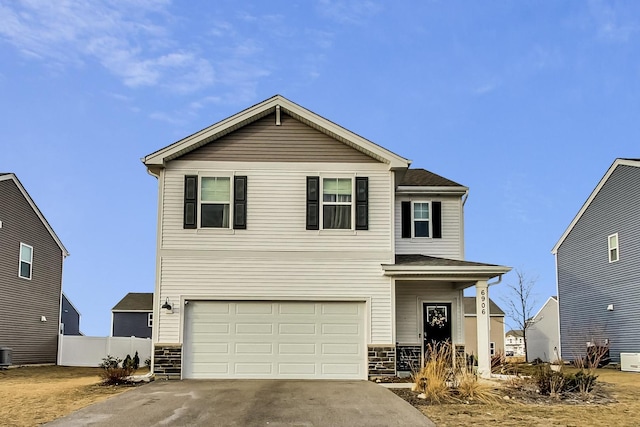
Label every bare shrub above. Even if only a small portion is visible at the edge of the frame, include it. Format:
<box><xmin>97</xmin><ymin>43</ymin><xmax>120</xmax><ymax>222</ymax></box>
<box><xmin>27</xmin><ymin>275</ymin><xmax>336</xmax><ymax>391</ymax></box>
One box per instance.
<box><xmin>99</xmin><ymin>355</ymin><xmax>134</xmax><ymax>385</ymax></box>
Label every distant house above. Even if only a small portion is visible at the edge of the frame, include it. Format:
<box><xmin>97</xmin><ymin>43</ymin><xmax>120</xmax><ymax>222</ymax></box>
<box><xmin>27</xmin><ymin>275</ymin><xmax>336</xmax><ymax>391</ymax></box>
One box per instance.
<box><xmin>463</xmin><ymin>297</ymin><xmax>505</xmax><ymax>357</ymax></box>
<box><xmin>526</xmin><ymin>296</ymin><xmax>560</xmax><ymax>362</ymax></box>
<box><xmin>61</xmin><ymin>293</ymin><xmax>82</xmax><ymax>336</ymax></box>
<box><xmin>111</xmin><ymin>293</ymin><xmax>153</xmax><ymax>338</ymax></box>
<box><xmin>552</xmin><ymin>158</ymin><xmax>640</xmax><ymax>363</ymax></box>
<box><xmin>505</xmin><ymin>330</ymin><xmax>525</xmax><ymax>357</ymax></box>
<box><xmin>0</xmin><ymin>173</ymin><xmax>69</xmax><ymax>365</ymax></box>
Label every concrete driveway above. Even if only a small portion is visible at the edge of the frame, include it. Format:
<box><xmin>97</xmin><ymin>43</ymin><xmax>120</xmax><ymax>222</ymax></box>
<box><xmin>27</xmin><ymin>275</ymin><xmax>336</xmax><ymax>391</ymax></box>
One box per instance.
<box><xmin>46</xmin><ymin>380</ymin><xmax>434</xmax><ymax>426</ymax></box>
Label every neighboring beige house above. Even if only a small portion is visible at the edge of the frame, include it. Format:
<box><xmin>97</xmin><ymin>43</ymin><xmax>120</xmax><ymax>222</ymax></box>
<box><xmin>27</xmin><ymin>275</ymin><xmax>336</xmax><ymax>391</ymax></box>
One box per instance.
<box><xmin>505</xmin><ymin>330</ymin><xmax>526</xmax><ymax>356</ymax></box>
<box><xmin>143</xmin><ymin>95</ymin><xmax>510</xmax><ymax>380</ymax></box>
<box><xmin>527</xmin><ymin>296</ymin><xmax>560</xmax><ymax>362</ymax></box>
<box><xmin>464</xmin><ymin>297</ymin><xmax>505</xmax><ymax>358</ymax></box>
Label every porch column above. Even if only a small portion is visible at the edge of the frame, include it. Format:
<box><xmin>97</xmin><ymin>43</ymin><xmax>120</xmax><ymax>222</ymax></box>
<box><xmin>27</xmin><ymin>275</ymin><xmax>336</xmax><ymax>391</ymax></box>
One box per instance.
<box><xmin>475</xmin><ymin>280</ymin><xmax>491</xmax><ymax>378</ymax></box>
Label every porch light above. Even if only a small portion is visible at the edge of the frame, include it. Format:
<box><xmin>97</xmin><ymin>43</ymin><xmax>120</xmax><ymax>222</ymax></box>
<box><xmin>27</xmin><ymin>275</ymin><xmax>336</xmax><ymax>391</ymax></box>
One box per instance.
<box><xmin>161</xmin><ymin>297</ymin><xmax>172</xmax><ymax>311</ymax></box>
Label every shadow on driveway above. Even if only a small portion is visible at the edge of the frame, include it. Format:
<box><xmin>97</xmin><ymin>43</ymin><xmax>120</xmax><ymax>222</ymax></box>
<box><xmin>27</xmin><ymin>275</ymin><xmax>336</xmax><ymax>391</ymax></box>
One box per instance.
<box><xmin>46</xmin><ymin>380</ymin><xmax>434</xmax><ymax>426</ymax></box>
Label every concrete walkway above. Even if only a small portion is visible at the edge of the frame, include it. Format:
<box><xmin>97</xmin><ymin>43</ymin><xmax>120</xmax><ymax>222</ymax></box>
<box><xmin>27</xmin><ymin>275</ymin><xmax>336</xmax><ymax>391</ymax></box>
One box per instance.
<box><xmin>46</xmin><ymin>380</ymin><xmax>435</xmax><ymax>427</ymax></box>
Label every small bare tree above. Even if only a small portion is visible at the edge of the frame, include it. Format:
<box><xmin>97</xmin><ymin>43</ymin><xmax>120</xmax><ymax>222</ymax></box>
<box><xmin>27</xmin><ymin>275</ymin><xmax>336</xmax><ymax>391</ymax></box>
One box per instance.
<box><xmin>502</xmin><ymin>270</ymin><xmax>537</xmax><ymax>362</ymax></box>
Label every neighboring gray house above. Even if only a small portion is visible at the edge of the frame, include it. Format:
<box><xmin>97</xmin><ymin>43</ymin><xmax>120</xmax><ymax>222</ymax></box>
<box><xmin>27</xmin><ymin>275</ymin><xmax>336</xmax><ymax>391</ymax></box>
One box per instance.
<box><xmin>526</xmin><ymin>296</ymin><xmax>559</xmax><ymax>362</ymax></box>
<box><xmin>0</xmin><ymin>173</ymin><xmax>69</xmax><ymax>365</ymax></box>
<box><xmin>61</xmin><ymin>293</ymin><xmax>82</xmax><ymax>336</ymax></box>
<box><xmin>552</xmin><ymin>158</ymin><xmax>640</xmax><ymax>363</ymax></box>
<box><xmin>111</xmin><ymin>293</ymin><xmax>153</xmax><ymax>338</ymax></box>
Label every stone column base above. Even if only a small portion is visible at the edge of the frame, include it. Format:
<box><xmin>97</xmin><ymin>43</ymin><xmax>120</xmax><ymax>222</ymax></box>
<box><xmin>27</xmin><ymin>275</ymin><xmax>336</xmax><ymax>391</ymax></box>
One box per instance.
<box><xmin>368</xmin><ymin>345</ymin><xmax>396</xmax><ymax>377</ymax></box>
<box><xmin>154</xmin><ymin>344</ymin><xmax>182</xmax><ymax>380</ymax></box>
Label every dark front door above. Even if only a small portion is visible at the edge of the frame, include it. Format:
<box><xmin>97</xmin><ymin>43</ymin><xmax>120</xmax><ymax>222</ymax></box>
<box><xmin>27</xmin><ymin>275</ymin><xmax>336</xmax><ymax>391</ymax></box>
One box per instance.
<box><xmin>423</xmin><ymin>303</ymin><xmax>452</xmax><ymax>353</ymax></box>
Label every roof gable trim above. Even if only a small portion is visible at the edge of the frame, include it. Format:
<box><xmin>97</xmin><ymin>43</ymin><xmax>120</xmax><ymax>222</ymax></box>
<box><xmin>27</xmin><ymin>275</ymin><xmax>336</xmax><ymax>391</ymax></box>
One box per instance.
<box><xmin>143</xmin><ymin>95</ymin><xmax>410</xmax><ymax>170</ymax></box>
<box><xmin>552</xmin><ymin>158</ymin><xmax>640</xmax><ymax>253</ymax></box>
<box><xmin>0</xmin><ymin>174</ymin><xmax>69</xmax><ymax>256</ymax></box>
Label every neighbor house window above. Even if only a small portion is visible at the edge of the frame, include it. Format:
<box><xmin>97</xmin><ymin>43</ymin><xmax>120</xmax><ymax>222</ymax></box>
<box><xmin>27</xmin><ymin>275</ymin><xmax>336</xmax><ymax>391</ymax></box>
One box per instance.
<box><xmin>490</xmin><ymin>342</ymin><xmax>496</xmax><ymax>356</ymax></box>
<box><xmin>19</xmin><ymin>243</ymin><xmax>33</xmax><ymax>279</ymax></box>
<box><xmin>608</xmin><ymin>233</ymin><xmax>619</xmax><ymax>263</ymax></box>
<box><xmin>200</xmin><ymin>177</ymin><xmax>230</xmax><ymax>228</ymax></box>
<box><xmin>322</xmin><ymin>178</ymin><xmax>352</xmax><ymax>229</ymax></box>
<box><xmin>412</xmin><ymin>202</ymin><xmax>430</xmax><ymax>237</ymax></box>
<box><xmin>148</xmin><ymin>313</ymin><xmax>153</xmax><ymax>328</ymax></box>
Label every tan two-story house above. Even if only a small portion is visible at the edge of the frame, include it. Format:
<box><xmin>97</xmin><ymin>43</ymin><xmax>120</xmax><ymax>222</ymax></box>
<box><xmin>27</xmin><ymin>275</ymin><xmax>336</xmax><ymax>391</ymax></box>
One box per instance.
<box><xmin>143</xmin><ymin>95</ymin><xmax>510</xmax><ymax>380</ymax></box>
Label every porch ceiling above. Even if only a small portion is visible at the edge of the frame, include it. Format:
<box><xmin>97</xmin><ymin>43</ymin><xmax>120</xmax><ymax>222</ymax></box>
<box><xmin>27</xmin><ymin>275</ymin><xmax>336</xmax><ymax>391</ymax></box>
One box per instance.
<box><xmin>382</xmin><ymin>255</ymin><xmax>511</xmax><ymax>283</ymax></box>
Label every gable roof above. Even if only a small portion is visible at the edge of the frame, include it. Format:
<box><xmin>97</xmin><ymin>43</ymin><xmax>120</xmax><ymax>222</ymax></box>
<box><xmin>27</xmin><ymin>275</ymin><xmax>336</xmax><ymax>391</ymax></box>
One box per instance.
<box><xmin>112</xmin><ymin>292</ymin><xmax>153</xmax><ymax>311</ymax></box>
<box><xmin>0</xmin><ymin>173</ymin><xmax>69</xmax><ymax>257</ymax></box>
<box><xmin>143</xmin><ymin>95</ymin><xmax>410</xmax><ymax>173</ymax></box>
<box><xmin>463</xmin><ymin>297</ymin><xmax>505</xmax><ymax>316</ymax></box>
<box><xmin>531</xmin><ymin>295</ymin><xmax>558</xmax><ymax>321</ymax></box>
<box><xmin>552</xmin><ymin>158</ymin><xmax>640</xmax><ymax>254</ymax></box>
<box><xmin>506</xmin><ymin>329</ymin><xmax>524</xmax><ymax>337</ymax></box>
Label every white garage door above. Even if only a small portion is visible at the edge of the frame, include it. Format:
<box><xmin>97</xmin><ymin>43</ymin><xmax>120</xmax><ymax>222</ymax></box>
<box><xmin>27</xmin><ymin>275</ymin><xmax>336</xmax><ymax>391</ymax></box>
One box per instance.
<box><xmin>183</xmin><ymin>301</ymin><xmax>366</xmax><ymax>379</ymax></box>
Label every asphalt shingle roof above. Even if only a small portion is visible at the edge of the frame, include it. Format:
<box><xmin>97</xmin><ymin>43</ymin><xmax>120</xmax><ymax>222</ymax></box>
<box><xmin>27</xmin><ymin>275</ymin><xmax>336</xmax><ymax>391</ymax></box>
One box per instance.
<box><xmin>399</xmin><ymin>168</ymin><xmax>463</xmax><ymax>187</ymax></box>
<box><xmin>393</xmin><ymin>254</ymin><xmax>502</xmax><ymax>268</ymax></box>
<box><xmin>112</xmin><ymin>292</ymin><xmax>153</xmax><ymax>311</ymax></box>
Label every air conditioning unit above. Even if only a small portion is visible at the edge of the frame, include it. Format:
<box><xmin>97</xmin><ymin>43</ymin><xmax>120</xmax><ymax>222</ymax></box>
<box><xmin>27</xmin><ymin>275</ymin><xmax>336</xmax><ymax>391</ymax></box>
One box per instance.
<box><xmin>620</xmin><ymin>353</ymin><xmax>640</xmax><ymax>372</ymax></box>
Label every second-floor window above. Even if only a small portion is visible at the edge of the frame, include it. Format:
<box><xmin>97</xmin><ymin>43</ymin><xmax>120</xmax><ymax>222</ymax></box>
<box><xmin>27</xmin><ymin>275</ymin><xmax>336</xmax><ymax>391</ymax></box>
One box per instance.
<box><xmin>19</xmin><ymin>243</ymin><xmax>33</xmax><ymax>280</ymax></box>
<box><xmin>201</xmin><ymin>177</ymin><xmax>230</xmax><ymax>228</ymax></box>
<box><xmin>413</xmin><ymin>202</ymin><xmax>430</xmax><ymax>237</ymax></box>
<box><xmin>323</xmin><ymin>178</ymin><xmax>352</xmax><ymax>229</ymax></box>
<box><xmin>148</xmin><ymin>313</ymin><xmax>153</xmax><ymax>328</ymax></box>
<box><xmin>608</xmin><ymin>233</ymin><xmax>619</xmax><ymax>263</ymax></box>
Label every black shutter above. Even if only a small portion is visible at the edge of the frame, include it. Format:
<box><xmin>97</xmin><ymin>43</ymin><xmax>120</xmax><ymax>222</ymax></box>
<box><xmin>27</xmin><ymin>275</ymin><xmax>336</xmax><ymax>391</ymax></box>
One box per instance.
<box><xmin>233</xmin><ymin>176</ymin><xmax>247</xmax><ymax>229</ymax></box>
<box><xmin>401</xmin><ymin>201</ymin><xmax>411</xmax><ymax>238</ymax></box>
<box><xmin>184</xmin><ymin>175</ymin><xmax>197</xmax><ymax>229</ymax></box>
<box><xmin>355</xmin><ymin>177</ymin><xmax>368</xmax><ymax>230</ymax></box>
<box><xmin>432</xmin><ymin>201</ymin><xmax>442</xmax><ymax>238</ymax></box>
<box><xmin>306</xmin><ymin>176</ymin><xmax>319</xmax><ymax>230</ymax></box>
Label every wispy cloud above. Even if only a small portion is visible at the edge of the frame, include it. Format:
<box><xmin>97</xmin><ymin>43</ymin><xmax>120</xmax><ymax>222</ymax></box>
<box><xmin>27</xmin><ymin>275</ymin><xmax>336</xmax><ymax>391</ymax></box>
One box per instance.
<box><xmin>316</xmin><ymin>0</ymin><xmax>382</xmax><ymax>25</ymax></box>
<box><xmin>588</xmin><ymin>0</ymin><xmax>639</xmax><ymax>42</ymax></box>
<box><xmin>0</xmin><ymin>1</ymin><xmax>212</xmax><ymax>92</ymax></box>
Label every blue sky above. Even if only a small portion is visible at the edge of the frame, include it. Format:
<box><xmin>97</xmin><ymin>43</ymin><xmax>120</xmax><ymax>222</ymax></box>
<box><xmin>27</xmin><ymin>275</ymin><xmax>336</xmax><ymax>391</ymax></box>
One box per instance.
<box><xmin>1</xmin><ymin>1</ymin><xmax>638</xmax><ymax>335</ymax></box>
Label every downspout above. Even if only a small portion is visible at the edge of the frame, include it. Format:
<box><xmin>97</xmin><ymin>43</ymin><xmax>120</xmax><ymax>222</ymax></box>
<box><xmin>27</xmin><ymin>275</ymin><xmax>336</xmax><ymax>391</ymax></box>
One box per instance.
<box><xmin>487</xmin><ymin>274</ymin><xmax>503</xmax><ymax>287</ymax></box>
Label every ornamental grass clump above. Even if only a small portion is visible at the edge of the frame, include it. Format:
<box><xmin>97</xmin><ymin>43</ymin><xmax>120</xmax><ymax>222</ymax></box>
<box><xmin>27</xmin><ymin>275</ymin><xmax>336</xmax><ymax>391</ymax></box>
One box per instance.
<box><xmin>99</xmin><ymin>355</ymin><xmax>134</xmax><ymax>385</ymax></box>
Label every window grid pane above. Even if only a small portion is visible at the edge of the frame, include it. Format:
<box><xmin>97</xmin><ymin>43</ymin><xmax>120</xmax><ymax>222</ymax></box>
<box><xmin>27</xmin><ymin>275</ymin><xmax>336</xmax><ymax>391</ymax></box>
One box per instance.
<box><xmin>414</xmin><ymin>203</ymin><xmax>430</xmax><ymax>220</ymax></box>
<box><xmin>201</xmin><ymin>177</ymin><xmax>230</xmax><ymax>202</ymax></box>
<box><xmin>323</xmin><ymin>178</ymin><xmax>352</xmax><ymax>203</ymax></box>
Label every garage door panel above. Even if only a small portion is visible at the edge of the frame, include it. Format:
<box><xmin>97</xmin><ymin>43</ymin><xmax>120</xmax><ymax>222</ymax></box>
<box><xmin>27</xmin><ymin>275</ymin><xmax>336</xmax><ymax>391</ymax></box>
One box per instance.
<box><xmin>185</xmin><ymin>301</ymin><xmax>365</xmax><ymax>379</ymax></box>
<box><xmin>235</xmin><ymin>323</ymin><xmax>273</xmax><ymax>334</ymax></box>
<box><xmin>279</xmin><ymin>302</ymin><xmax>317</xmax><ymax>315</ymax></box>
<box><xmin>235</xmin><ymin>302</ymin><xmax>274</xmax><ymax>314</ymax></box>
<box><xmin>235</xmin><ymin>342</ymin><xmax>273</xmax><ymax>354</ymax></box>
<box><xmin>278</xmin><ymin>323</ymin><xmax>317</xmax><ymax>335</ymax></box>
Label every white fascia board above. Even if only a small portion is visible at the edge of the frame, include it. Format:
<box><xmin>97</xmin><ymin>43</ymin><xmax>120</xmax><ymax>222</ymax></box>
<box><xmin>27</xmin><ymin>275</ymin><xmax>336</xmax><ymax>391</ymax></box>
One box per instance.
<box><xmin>395</xmin><ymin>185</ymin><xmax>469</xmax><ymax>195</ymax></box>
<box><xmin>382</xmin><ymin>265</ymin><xmax>511</xmax><ymax>277</ymax></box>
<box><xmin>531</xmin><ymin>296</ymin><xmax>558</xmax><ymax>321</ymax></box>
<box><xmin>0</xmin><ymin>174</ymin><xmax>69</xmax><ymax>257</ymax></box>
<box><xmin>142</xmin><ymin>95</ymin><xmax>411</xmax><ymax>170</ymax></box>
<box><xmin>551</xmin><ymin>158</ymin><xmax>640</xmax><ymax>254</ymax></box>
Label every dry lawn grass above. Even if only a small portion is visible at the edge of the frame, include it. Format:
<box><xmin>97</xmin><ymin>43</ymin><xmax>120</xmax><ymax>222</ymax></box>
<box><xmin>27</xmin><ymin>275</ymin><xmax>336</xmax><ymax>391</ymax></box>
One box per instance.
<box><xmin>0</xmin><ymin>365</ymin><xmax>137</xmax><ymax>427</ymax></box>
<box><xmin>406</xmin><ymin>369</ymin><xmax>640</xmax><ymax>427</ymax></box>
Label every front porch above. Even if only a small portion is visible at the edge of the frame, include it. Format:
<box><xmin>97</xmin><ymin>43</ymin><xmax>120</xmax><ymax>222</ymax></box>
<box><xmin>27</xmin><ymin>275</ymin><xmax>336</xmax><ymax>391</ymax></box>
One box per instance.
<box><xmin>382</xmin><ymin>255</ymin><xmax>511</xmax><ymax>378</ymax></box>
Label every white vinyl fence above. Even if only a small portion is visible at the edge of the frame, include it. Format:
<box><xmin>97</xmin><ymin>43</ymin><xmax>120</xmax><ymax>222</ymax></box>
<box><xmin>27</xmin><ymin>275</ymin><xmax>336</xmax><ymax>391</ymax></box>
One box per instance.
<box><xmin>58</xmin><ymin>335</ymin><xmax>152</xmax><ymax>367</ymax></box>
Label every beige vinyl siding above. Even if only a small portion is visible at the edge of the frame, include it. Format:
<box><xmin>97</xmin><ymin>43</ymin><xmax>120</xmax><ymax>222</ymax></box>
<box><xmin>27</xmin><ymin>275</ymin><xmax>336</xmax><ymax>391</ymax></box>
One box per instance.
<box><xmin>157</xmin><ymin>257</ymin><xmax>391</xmax><ymax>343</ymax></box>
<box><xmin>156</xmin><ymin>161</ymin><xmax>394</xmax><ymax>344</ymax></box>
<box><xmin>464</xmin><ymin>316</ymin><xmax>505</xmax><ymax>357</ymax></box>
<box><xmin>394</xmin><ymin>195</ymin><xmax>463</xmax><ymax>259</ymax></box>
<box><xmin>394</xmin><ymin>282</ymin><xmax>464</xmax><ymax>344</ymax></box>
<box><xmin>161</xmin><ymin>162</ymin><xmax>392</xmax><ymax>252</ymax></box>
<box><xmin>177</xmin><ymin>113</ymin><xmax>379</xmax><ymax>163</ymax></box>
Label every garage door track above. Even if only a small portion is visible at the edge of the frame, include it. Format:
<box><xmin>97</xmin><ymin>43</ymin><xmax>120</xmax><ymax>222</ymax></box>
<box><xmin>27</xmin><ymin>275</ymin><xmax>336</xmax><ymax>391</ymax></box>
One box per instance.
<box><xmin>46</xmin><ymin>380</ymin><xmax>434</xmax><ymax>426</ymax></box>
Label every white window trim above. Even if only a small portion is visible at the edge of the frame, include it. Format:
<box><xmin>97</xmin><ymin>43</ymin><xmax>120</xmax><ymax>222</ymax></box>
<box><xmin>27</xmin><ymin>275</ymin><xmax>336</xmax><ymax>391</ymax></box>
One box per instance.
<box><xmin>18</xmin><ymin>242</ymin><xmax>33</xmax><ymax>280</ymax></box>
<box><xmin>320</xmin><ymin>175</ymin><xmax>355</xmax><ymax>231</ymax></box>
<box><xmin>148</xmin><ymin>313</ymin><xmax>153</xmax><ymax>328</ymax></box>
<box><xmin>198</xmin><ymin>173</ymin><xmax>233</xmax><ymax>230</ymax></box>
<box><xmin>411</xmin><ymin>200</ymin><xmax>432</xmax><ymax>238</ymax></box>
<box><xmin>608</xmin><ymin>233</ymin><xmax>619</xmax><ymax>263</ymax></box>
<box><xmin>490</xmin><ymin>342</ymin><xmax>496</xmax><ymax>356</ymax></box>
